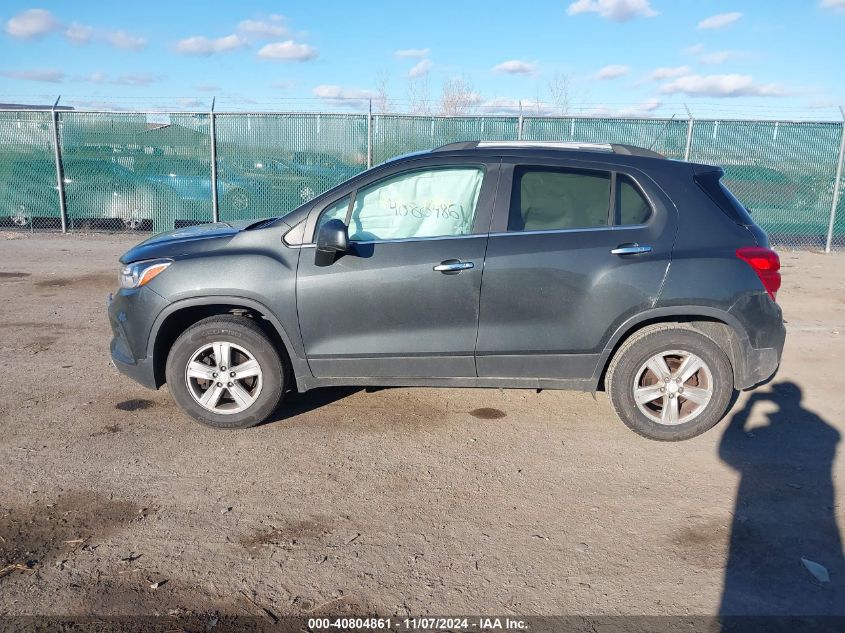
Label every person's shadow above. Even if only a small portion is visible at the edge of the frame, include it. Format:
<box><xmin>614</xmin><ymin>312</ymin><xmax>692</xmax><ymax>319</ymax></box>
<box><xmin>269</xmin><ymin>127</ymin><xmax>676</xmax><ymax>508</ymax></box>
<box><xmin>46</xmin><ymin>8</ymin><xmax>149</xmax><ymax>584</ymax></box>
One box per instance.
<box><xmin>719</xmin><ymin>381</ymin><xmax>844</xmax><ymax>617</ymax></box>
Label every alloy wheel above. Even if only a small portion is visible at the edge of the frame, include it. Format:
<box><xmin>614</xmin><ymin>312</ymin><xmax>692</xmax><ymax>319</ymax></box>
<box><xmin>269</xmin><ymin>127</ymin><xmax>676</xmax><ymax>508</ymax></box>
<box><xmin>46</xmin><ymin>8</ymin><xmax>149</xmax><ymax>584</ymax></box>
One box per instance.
<box><xmin>632</xmin><ymin>349</ymin><xmax>714</xmax><ymax>425</ymax></box>
<box><xmin>185</xmin><ymin>341</ymin><xmax>263</xmax><ymax>415</ymax></box>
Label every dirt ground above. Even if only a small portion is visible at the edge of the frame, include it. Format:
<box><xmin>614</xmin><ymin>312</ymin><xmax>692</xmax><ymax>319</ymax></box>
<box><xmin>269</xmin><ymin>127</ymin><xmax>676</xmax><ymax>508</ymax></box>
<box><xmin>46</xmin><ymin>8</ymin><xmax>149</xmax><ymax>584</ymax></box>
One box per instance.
<box><xmin>0</xmin><ymin>232</ymin><xmax>843</xmax><ymax>621</ymax></box>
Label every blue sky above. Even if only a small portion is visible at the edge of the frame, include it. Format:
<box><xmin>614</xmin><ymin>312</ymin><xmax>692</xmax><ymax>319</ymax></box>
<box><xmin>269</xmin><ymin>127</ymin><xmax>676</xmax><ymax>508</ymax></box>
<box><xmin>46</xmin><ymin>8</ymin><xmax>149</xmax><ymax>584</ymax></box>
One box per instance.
<box><xmin>1</xmin><ymin>0</ymin><xmax>843</xmax><ymax>119</ymax></box>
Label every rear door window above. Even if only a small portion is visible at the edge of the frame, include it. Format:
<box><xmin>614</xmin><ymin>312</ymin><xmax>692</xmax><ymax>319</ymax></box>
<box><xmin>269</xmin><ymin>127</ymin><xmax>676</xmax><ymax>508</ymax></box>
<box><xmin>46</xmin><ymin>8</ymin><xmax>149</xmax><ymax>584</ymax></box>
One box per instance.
<box><xmin>508</xmin><ymin>167</ymin><xmax>611</xmax><ymax>231</ymax></box>
<box><xmin>616</xmin><ymin>175</ymin><xmax>652</xmax><ymax>225</ymax></box>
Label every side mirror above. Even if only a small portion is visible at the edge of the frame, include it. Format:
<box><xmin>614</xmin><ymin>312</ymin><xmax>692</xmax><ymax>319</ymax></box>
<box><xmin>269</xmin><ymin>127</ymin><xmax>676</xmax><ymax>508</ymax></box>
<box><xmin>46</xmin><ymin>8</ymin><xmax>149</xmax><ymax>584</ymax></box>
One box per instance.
<box><xmin>315</xmin><ymin>219</ymin><xmax>349</xmax><ymax>267</ymax></box>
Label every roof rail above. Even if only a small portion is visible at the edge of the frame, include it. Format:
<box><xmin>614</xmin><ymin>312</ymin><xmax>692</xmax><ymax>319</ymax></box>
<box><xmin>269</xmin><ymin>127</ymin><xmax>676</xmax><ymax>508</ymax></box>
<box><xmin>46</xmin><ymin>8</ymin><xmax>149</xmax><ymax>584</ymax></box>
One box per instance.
<box><xmin>432</xmin><ymin>140</ymin><xmax>665</xmax><ymax>159</ymax></box>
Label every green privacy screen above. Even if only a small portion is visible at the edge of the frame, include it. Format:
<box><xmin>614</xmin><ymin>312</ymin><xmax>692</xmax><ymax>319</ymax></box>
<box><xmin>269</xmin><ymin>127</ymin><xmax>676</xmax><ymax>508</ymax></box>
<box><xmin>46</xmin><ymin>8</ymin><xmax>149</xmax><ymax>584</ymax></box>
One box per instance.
<box><xmin>0</xmin><ymin>110</ymin><xmax>843</xmax><ymax>248</ymax></box>
<box><xmin>0</xmin><ymin>111</ymin><xmax>60</xmax><ymax>229</ymax></box>
<box><xmin>686</xmin><ymin>120</ymin><xmax>843</xmax><ymax>247</ymax></box>
<box><xmin>373</xmin><ymin>115</ymin><xmax>519</xmax><ymax>164</ymax></box>
<box><xmin>58</xmin><ymin>112</ymin><xmax>213</xmax><ymax>232</ymax></box>
<box><xmin>522</xmin><ymin>117</ymin><xmax>689</xmax><ymax>159</ymax></box>
<box><xmin>214</xmin><ymin>114</ymin><xmax>368</xmax><ymax>222</ymax></box>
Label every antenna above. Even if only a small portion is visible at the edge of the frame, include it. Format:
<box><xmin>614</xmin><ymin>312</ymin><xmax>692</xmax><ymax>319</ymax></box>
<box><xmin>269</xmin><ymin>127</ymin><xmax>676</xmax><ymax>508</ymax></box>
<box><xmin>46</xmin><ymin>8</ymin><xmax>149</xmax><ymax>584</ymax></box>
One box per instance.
<box><xmin>648</xmin><ymin>113</ymin><xmax>676</xmax><ymax>151</ymax></box>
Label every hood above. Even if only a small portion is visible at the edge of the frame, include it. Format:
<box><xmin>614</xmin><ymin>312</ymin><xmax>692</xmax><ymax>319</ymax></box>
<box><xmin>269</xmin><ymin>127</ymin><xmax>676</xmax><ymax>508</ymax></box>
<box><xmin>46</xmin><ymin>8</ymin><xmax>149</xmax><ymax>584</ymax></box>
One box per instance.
<box><xmin>119</xmin><ymin>219</ymin><xmax>280</xmax><ymax>264</ymax></box>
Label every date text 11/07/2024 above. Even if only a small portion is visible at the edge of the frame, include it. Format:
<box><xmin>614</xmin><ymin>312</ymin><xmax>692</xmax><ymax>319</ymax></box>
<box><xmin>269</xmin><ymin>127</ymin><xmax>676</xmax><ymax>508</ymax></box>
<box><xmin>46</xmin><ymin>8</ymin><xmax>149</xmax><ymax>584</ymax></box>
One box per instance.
<box><xmin>307</xmin><ymin>617</ymin><xmax>528</xmax><ymax>630</ymax></box>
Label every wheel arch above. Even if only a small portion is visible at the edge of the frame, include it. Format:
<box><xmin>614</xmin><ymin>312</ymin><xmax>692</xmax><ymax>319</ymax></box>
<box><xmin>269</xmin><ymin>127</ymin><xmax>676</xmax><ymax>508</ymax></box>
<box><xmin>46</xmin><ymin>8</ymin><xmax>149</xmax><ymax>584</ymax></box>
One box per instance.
<box><xmin>593</xmin><ymin>307</ymin><xmax>750</xmax><ymax>391</ymax></box>
<box><xmin>147</xmin><ymin>296</ymin><xmax>307</xmax><ymax>389</ymax></box>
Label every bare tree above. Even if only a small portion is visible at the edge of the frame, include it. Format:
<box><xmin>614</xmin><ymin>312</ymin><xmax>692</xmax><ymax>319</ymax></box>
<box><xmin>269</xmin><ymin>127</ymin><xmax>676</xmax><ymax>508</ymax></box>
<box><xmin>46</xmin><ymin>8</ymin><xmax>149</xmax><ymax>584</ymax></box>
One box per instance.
<box><xmin>439</xmin><ymin>76</ymin><xmax>479</xmax><ymax>116</ymax></box>
<box><xmin>547</xmin><ymin>71</ymin><xmax>572</xmax><ymax>116</ymax></box>
<box><xmin>374</xmin><ymin>70</ymin><xmax>390</xmax><ymax>113</ymax></box>
<box><xmin>407</xmin><ymin>75</ymin><xmax>431</xmax><ymax>115</ymax></box>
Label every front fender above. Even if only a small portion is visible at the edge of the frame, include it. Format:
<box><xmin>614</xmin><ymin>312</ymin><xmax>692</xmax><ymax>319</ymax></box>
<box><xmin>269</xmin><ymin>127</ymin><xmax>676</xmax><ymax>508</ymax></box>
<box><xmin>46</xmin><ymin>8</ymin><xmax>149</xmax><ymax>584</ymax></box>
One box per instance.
<box><xmin>146</xmin><ymin>295</ymin><xmax>311</xmax><ymax>389</ymax></box>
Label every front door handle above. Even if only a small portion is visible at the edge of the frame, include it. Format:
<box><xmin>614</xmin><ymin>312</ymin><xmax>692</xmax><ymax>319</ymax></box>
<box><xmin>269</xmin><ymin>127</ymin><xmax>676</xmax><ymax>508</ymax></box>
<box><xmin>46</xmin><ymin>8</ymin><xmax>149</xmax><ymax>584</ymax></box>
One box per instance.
<box><xmin>610</xmin><ymin>243</ymin><xmax>652</xmax><ymax>256</ymax></box>
<box><xmin>433</xmin><ymin>259</ymin><xmax>474</xmax><ymax>274</ymax></box>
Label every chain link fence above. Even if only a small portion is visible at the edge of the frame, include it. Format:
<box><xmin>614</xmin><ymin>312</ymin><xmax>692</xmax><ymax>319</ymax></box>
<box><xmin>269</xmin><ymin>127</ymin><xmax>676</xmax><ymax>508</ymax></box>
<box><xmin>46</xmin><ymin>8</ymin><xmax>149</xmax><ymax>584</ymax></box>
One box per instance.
<box><xmin>0</xmin><ymin>108</ymin><xmax>843</xmax><ymax>250</ymax></box>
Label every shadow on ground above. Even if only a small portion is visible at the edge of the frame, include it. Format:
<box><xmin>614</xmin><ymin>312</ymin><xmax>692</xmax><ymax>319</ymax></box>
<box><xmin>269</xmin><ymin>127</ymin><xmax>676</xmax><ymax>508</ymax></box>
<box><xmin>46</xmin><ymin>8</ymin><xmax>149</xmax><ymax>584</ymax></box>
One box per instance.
<box><xmin>719</xmin><ymin>381</ymin><xmax>844</xmax><ymax>616</ymax></box>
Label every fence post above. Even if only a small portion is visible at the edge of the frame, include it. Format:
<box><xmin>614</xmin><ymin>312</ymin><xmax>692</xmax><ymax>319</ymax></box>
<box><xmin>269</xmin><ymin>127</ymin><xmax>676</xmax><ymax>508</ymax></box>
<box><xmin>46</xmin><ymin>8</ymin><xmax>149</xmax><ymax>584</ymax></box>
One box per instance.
<box><xmin>517</xmin><ymin>100</ymin><xmax>524</xmax><ymax>141</ymax></box>
<box><xmin>209</xmin><ymin>97</ymin><xmax>219</xmax><ymax>224</ymax></box>
<box><xmin>50</xmin><ymin>96</ymin><xmax>68</xmax><ymax>233</ymax></box>
<box><xmin>683</xmin><ymin>104</ymin><xmax>694</xmax><ymax>162</ymax></box>
<box><xmin>825</xmin><ymin>106</ymin><xmax>845</xmax><ymax>253</ymax></box>
<box><xmin>367</xmin><ymin>99</ymin><xmax>373</xmax><ymax>169</ymax></box>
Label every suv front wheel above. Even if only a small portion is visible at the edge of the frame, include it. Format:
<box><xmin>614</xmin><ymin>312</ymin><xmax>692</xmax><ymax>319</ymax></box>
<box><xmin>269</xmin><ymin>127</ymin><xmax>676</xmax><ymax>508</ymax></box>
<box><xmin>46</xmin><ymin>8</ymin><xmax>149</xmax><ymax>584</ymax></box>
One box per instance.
<box><xmin>165</xmin><ymin>316</ymin><xmax>285</xmax><ymax>429</ymax></box>
<box><xmin>606</xmin><ymin>324</ymin><xmax>736</xmax><ymax>441</ymax></box>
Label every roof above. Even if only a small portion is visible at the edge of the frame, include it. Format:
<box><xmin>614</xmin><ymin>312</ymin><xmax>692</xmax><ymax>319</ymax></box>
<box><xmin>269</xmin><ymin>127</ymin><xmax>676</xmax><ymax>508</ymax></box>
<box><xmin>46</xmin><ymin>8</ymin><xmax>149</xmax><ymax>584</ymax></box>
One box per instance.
<box><xmin>432</xmin><ymin>140</ymin><xmax>666</xmax><ymax>159</ymax></box>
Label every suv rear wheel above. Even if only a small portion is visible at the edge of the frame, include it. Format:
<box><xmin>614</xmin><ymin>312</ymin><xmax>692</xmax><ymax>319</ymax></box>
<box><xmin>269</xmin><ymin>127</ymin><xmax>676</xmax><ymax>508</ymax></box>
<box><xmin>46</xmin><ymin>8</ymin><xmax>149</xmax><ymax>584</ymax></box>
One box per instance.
<box><xmin>165</xmin><ymin>316</ymin><xmax>285</xmax><ymax>429</ymax></box>
<box><xmin>606</xmin><ymin>324</ymin><xmax>736</xmax><ymax>441</ymax></box>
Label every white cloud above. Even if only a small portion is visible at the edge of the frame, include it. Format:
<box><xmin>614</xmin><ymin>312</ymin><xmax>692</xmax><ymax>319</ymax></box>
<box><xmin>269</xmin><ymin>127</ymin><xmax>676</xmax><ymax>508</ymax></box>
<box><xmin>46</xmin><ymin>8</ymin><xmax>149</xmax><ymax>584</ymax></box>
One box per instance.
<box><xmin>408</xmin><ymin>59</ymin><xmax>432</xmax><ymax>78</ymax></box>
<box><xmin>821</xmin><ymin>0</ymin><xmax>845</xmax><ymax>11</ymax></box>
<box><xmin>481</xmin><ymin>98</ymin><xmax>555</xmax><ymax>116</ymax></box>
<box><xmin>6</xmin><ymin>10</ymin><xmax>145</xmax><ymax>50</ymax></box>
<box><xmin>684</xmin><ymin>44</ymin><xmax>746</xmax><ymax>65</ymax></box>
<box><xmin>0</xmin><ymin>68</ymin><xmax>64</xmax><ymax>83</ymax></box>
<box><xmin>176</xmin><ymin>97</ymin><xmax>206</xmax><ymax>108</ymax></box>
<box><xmin>699</xmin><ymin>50</ymin><xmax>736</xmax><ymax>65</ymax></box>
<box><xmin>567</xmin><ymin>0</ymin><xmax>658</xmax><ymax>21</ymax></box>
<box><xmin>236</xmin><ymin>16</ymin><xmax>288</xmax><ymax>39</ymax></box>
<box><xmin>116</xmin><ymin>73</ymin><xmax>159</xmax><ymax>86</ymax></box>
<box><xmin>618</xmin><ymin>99</ymin><xmax>662</xmax><ymax>116</ymax></box>
<box><xmin>176</xmin><ymin>34</ymin><xmax>247</xmax><ymax>55</ymax></box>
<box><xmin>105</xmin><ymin>30</ymin><xmax>147</xmax><ymax>51</ymax></box>
<box><xmin>64</xmin><ymin>22</ymin><xmax>94</xmax><ymax>44</ymax></box>
<box><xmin>313</xmin><ymin>85</ymin><xmax>377</xmax><ymax>100</ymax></box>
<box><xmin>660</xmin><ymin>73</ymin><xmax>785</xmax><ymax>97</ymax></box>
<box><xmin>648</xmin><ymin>66</ymin><xmax>690</xmax><ymax>80</ymax></box>
<box><xmin>395</xmin><ymin>48</ymin><xmax>430</xmax><ymax>58</ymax></box>
<box><xmin>79</xmin><ymin>72</ymin><xmax>160</xmax><ymax>86</ymax></box>
<box><xmin>492</xmin><ymin>60</ymin><xmax>539</xmax><ymax>75</ymax></box>
<box><xmin>195</xmin><ymin>83</ymin><xmax>218</xmax><ymax>92</ymax></box>
<box><xmin>5</xmin><ymin>8</ymin><xmax>59</xmax><ymax>39</ymax></box>
<box><xmin>697</xmin><ymin>12</ymin><xmax>742</xmax><ymax>29</ymax></box>
<box><xmin>596</xmin><ymin>64</ymin><xmax>630</xmax><ymax>79</ymax></box>
<box><xmin>312</xmin><ymin>84</ymin><xmax>377</xmax><ymax>109</ymax></box>
<box><xmin>257</xmin><ymin>40</ymin><xmax>317</xmax><ymax>61</ymax></box>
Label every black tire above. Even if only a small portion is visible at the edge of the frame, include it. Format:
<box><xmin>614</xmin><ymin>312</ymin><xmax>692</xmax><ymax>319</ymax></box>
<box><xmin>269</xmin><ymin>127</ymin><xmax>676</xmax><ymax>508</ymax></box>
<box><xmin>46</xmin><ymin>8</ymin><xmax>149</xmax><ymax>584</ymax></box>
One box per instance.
<box><xmin>605</xmin><ymin>324</ymin><xmax>736</xmax><ymax>441</ymax></box>
<box><xmin>165</xmin><ymin>315</ymin><xmax>285</xmax><ymax>429</ymax></box>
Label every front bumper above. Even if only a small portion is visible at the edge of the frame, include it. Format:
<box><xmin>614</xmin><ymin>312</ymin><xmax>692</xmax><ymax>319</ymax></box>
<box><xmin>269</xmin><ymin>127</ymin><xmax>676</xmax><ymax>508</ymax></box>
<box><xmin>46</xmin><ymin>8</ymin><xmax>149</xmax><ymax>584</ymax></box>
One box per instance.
<box><xmin>107</xmin><ymin>286</ymin><xmax>169</xmax><ymax>390</ymax></box>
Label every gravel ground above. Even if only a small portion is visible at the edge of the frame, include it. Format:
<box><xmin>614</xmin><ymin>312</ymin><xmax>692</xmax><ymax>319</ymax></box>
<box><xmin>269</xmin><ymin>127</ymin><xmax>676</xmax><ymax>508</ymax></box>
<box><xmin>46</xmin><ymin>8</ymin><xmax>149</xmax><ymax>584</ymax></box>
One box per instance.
<box><xmin>0</xmin><ymin>232</ymin><xmax>843</xmax><ymax>620</ymax></box>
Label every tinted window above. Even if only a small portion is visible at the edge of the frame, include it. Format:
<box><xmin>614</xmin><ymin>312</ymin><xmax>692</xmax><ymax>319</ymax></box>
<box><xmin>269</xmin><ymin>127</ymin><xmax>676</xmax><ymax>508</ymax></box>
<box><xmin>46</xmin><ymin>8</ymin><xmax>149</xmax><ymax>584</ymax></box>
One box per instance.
<box><xmin>509</xmin><ymin>167</ymin><xmax>611</xmax><ymax>232</ymax></box>
<box><xmin>695</xmin><ymin>170</ymin><xmax>755</xmax><ymax>226</ymax></box>
<box><xmin>316</xmin><ymin>195</ymin><xmax>351</xmax><ymax>232</ymax></box>
<box><xmin>616</xmin><ymin>176</ymin><xmax>652</xmax><ymax>225</ymax></box>
<box><xmin>347</xmin><ymin>167</ymin><xmax>483</xmax><ymax>241</ymax></box>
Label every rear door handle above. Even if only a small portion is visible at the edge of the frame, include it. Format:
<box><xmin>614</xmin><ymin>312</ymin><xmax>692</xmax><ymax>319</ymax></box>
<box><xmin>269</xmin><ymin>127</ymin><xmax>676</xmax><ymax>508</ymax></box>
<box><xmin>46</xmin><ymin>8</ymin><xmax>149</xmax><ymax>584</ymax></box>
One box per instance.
<box><xmin>433</xmin><ymin>259</ymin><xmax>474</xmax><ymax>274</ymax></box>
<box><xmin>610</xmin><ymin>243</ymin><xmax>652</xmax><ymax>256</ymax></box>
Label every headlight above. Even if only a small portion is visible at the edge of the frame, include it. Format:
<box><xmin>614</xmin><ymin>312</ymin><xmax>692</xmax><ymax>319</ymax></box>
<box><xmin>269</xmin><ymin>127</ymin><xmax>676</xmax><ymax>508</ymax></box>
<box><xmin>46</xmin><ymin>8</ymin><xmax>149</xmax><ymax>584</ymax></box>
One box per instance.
<box><xmin>119</xmin><ymin>258</ymin><xmax>172</xmax><ymax>289</ymax></box>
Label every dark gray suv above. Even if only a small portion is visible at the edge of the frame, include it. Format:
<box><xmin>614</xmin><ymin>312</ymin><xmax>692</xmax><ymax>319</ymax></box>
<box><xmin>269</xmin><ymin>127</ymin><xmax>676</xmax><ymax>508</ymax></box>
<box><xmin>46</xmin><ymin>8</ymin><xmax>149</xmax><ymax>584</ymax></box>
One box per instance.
<box><xmin>107</xmin><ymin>141</ymin><xmax>785</xmax><ymax>441</ymax></box>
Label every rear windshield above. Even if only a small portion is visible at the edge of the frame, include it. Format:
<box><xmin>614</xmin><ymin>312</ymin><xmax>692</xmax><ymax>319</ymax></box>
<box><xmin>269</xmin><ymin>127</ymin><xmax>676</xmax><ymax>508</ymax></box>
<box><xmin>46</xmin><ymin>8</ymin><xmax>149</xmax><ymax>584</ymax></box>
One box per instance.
<box><xmin>695</xmin><ymin>170</ymin><xmax>755</xmax><ymax>226</ymax></box>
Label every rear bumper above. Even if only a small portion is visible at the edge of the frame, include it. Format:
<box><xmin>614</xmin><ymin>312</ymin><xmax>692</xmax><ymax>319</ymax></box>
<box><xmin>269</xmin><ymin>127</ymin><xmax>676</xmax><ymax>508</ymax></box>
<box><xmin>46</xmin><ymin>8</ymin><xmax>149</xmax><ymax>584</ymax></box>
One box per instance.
<box><xmin>740</xmin><ymin>341</ymin><xmax>783</xmax><ymax>389</ymax></box>
<box><xmin>730</xmin><ymin>295</ymin><xmax>786</xmax><ymax>390</ymax></box>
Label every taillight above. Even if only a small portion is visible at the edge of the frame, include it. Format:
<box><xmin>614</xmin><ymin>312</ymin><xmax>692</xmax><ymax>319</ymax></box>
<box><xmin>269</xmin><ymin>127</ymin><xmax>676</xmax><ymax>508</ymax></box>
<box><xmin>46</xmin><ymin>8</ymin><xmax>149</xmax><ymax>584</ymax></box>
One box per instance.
<box><xmin>736</xmin><ymin>247</ymin><xmax>781</xmax><ymax>300</ymax></box>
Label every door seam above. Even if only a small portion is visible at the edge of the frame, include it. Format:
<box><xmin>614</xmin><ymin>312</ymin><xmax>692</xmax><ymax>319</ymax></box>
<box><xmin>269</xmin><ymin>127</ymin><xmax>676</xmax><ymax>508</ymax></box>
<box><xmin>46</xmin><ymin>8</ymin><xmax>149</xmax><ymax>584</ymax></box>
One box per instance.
<box><xmin>472</xmin><ymin>158</ymin><xmax>503</xmax><ymax>377</ymax></box>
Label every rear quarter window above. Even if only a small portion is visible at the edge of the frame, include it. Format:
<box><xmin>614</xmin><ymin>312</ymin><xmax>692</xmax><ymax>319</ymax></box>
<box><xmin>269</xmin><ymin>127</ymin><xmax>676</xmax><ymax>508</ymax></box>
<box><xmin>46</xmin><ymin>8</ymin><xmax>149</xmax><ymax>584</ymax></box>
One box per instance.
<box><xmin>695</xmin><ymin>170</ymin><xmax>756</xmax><ymax>227</ymax></box>
<box><xmin>616</xmin><ymin>175</ymin><xmax>652</xmax><ymax>225</ymax></box>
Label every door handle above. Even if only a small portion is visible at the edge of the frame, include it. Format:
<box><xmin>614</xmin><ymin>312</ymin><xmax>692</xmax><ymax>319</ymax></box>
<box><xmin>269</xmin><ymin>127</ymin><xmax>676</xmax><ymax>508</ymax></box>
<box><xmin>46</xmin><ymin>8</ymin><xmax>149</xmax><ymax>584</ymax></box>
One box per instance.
<box><xmin>433</xmin><ymin>260</ymin><xmax>474</xmax><ymax>274</ymax></box>
<box><xmin>610</xmin><ymin>243</ymin><xmax>652</xmax><ymax>256</ymax></box>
